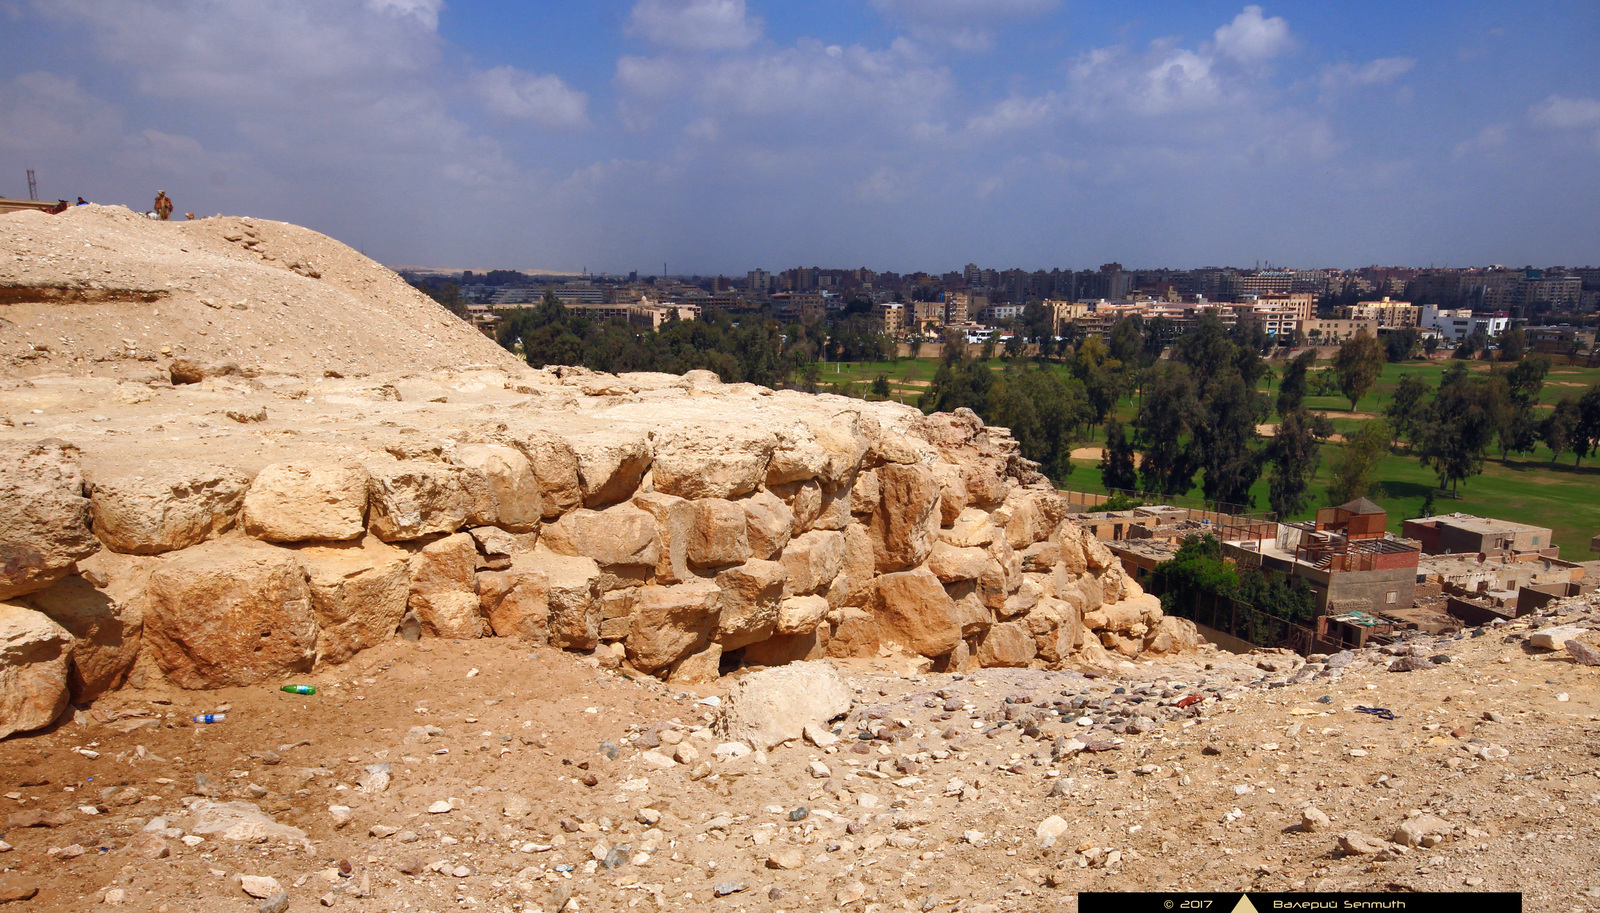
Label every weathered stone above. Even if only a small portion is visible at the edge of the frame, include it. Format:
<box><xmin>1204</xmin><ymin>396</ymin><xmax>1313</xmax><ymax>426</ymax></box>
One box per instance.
<box><xmin>0</xmin><ymin>440</ymin><xmax>99</xmax><ymax>600</ymax></box>
<box><xmin>1566</xmin><ymin>639</ymin><xmax>1600</xmax><ymax>667</ymax></box>
<box><xmin>869</xmin><ymin>463</ymin><xmax>940</xmax><ymax>572</ymax></box>
<box><xmin>187</xmin><ymin>800</ymin><xmax>309</xmax><ymax>847</ymax></box>
<box><xmin>1035</xmin><ymin>815</ymin><xmax>1071</xmax><ymax>849</ymax></box>
<box><xmin>89</xmin><ymin>462</ymin><xmax>249</xmax><ymax>555</ymax></box>
<box><xmin>516</xmin><ymin>432</ymin><xmax>582</xmax><ymax>519</ymax></box>
<box><xmin>651</xmin><ymin>427</ymin><xmax>775</xmax><ymax>500</ymax></box>
<box><xmin>298</xmin><ymin>537</ymin><xmax>410</xmax><ymax>664</ymax></box>
<box><xmin>632</xmin><ymin>492</ymin><xmax>693</xmax><ymax>584</ymax></box>
<box><xmin>527</xmin><ymin>550</ymin><xmax>601</xmax><ymax>650</ymax></box>
<box><xmin>742</xmin><ymin>491</ymin><xmax>793</xmax><ymax>560</ymax></box>
<box><xmin>872</xmin><ymin>569</ymin><xmax>961</xmax><ymax>657</ymax></box>
<box><xmin>812</xmin><ymin>481</ymin><xmax>854</xmax><ymax>531</ymax></box>
<box><xmin>1393</xmin><ymin>814</ymin><xmax>1451</xmax><ymax>847</ymax></box>
<box><xmin>1020</xmin><ymin>540</ymin><xmax>1060</xmax><ymax>573</ymax></box>
<box><xmin>716</xmin><ymin>560</ymin><xmax>786</xmax><ymax>650</ymax></box>
<box><xmin>542</xmin><ymin>504</ymin><xmax>660</xmax><ymax>571</ymax></box>
<box><xmin>367</xmin><ymin>461</ymin><xmax>470</xmax><ymax>542</ymax></box>
<box><xmin>24</xmin><ymin>566</ymin><xmax>142</xmax><ymax>702</ymax></box>
<box><xmin>770</xmin><ymin>480</ymin><xmax>823</xmax><ymax>534</ymax></box>
<box><xmin>687</xmin><ymin>499</ymin><xmax>750</xmax><ymax>569</ymax></box>
<box><xmin>716</xmin><ymin>661</ymin><xmax>852</xmax><ymax>750</ymax></box>
<box><xmin>940</xmin><ymin>508</ymin><xmax>997</xmax><ymax>548</ymax></box>
<box><xmin>145</xmin><ymin>542</ymin><xmax>316</xmax><ymax>688</ymax></box>
<box><xmin>406</xmin><ymin>533</ymin><xmax>485</xmax><ymax>639</ymax></box>
<box><xmin>779</xmin><ymin>529</ymin><xmax>845</xmax><ymax>596</ymax></box>
<box><xmin>850</xmin><ymin>470</ymin><xmax>880</xmax><ymax>516</ymax></box>
<box><xmin>1337</xmin><ymin>832</ymin><xmax>1390</xmax><ymax>856</ymax></box>
<box><xmin>776</xmin><ymin>595</ymin><xmax>829</xmax><ymax>636</ymax></box>
<box><xmin>241</xmin><ymin>461</ymin><xmax>368</xmax><ymax>544</ymax></box>
<box><xmin>666</xmin><ymin>642</ymin><xmax>722</xmax><ymax>685</ymax></box>
<box><xmin>826</xmin><ymin>607</ymin><xmax>879</xmax><ymax>657</ymax></box>
<box><xmin>467</xmin><ymin>525</ymin><xmax>518</xmax><ymax>558</ymax></box>
<box><xmin>826</xmin><ymin>523</ymin><xmax>876</xmax><ymax>610</ymax></box>
<box><xmin>0</xmin><ymin>603</ymin><xmax>73</xmax><ymax>738</ymax></box>
<box><xmin>927</xmin><ymin>542</ymin><xmax>988</xmax><ymax>583</ymax></box>
<box><xmin>569</xmin><ymin>431</ymin><xmax>652</xmax><ymax>509</ymax></box>
<box><xmin>932</xmin><ymin>464</ymin><xmax>968</xmax><ymax>527</ymax></box>
<box><xmin>625</xmin><ymin>580</ymin><xmax>721</xmax><ymax>674</ymax></box>
<box><xmin>743</xmin><ymin>630</ymin><xmax>823</xmax><ymax>666</ymax></box>
<box><xmin>975</xmin><ymin>621</ymin><xmax>1036</xmax><ymax>668</ymax></box>
<box><xmin>1300</xmin><ymin>807</ymin><xmax>1332</xmax><ymax>833</ymax></box>
<box><xmin>453</xmin><ymin>444</ymin><xmax>542</xmax><ymax>532</ymax></box>
<box><xmin>1057</xmin><ymin>528</ymin><xmax>1088</xmax><ymax>575</ymax></box>
<box><xmin>766</xmin><ymin>426</ymin><xmax>829</xmax><ymax>486</ymax></box>
<box><xmin>1528</xmin><ymin>625</ymin><xmax>1587</xmax><ymax>650</ymax></box>
<box><xmin>477</xmin><ymin>565</ymin><xmax>549</xmax><ymax>642</ymax></box>
<box><xmin>950</xmin><ymin>589</ymin><xmax>993</xmax><ymax>638</ymax></box>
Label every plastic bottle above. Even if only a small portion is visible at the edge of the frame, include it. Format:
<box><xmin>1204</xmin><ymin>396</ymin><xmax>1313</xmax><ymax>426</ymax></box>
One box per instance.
<box><xmin>192</xmin><ymin>713</ymin><xmax>226</xmax><ymax>724</ymax></box>
<box><xmin>280</xmin><ymin>684</ymin><xmax>316</xmax><ymax>695</ymax></box>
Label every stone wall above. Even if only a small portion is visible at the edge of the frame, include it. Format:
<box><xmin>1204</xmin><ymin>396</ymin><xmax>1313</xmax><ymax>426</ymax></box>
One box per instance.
<box><xmin>0</xmin><ymin>368</ymin><xmax>1198</xmax><ymax>738</ymax></box>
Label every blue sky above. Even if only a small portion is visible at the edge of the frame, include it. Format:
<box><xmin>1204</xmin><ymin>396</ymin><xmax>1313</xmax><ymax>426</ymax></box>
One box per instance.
<box><xmin>2</xmin><ymin>1</ymin><xmax>1597</xmax><ymax>274</ymax></box>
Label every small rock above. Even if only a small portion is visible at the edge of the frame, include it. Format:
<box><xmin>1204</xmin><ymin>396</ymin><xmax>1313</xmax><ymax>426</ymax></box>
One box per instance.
<box><xmin>767</xmin><ymin>848</ymin><xmax>805</xmax><ymax>870</ymax></box>
<box><xmin>1393</xmin><ymin>814</ymin><xmax>1451</xmax><ymax>847</ymax></box>
<box><xmin>1337</xmin><ymin>832</ymin><xmax>1390</xmax><ymax>856</ymax></box>
<box><xmin>1388</xmin><ymin>655</ymin><xmax>1435</xmax><ymax>672</ymax></box>
<box><xmin>1300</xmin><ymin>807</ymin><xmax>1331</xmax><ymax>833</ymax></box>
<box><xmin>395</xmin><ymin>857</ymin><xmax>422</xmax><ymax>875</ymax></box>
<box><xmin>639</xmin><ymin>750</ymin><xmax>677</xmax><ymax>769</ymax></box>
<box><xmin>503</xmin><ymin>795</ymin><xmax>533</xmax><ymax>818</ymax></box>
<box><xmin>241</xmin><ymin>876</ymin><xmax>283</xmax><ymax>899</ymax></box>
<box><xmin>806</xmin><ymin>761</ymin><xmax>831</xmax><ymax>779</ymax></box>
<box><xmin>0</xmin><ymin>876</ymin><xmax>39</xmax><ymax>904</ymax></box>
<box><xmin>328</xmin><ymin>805</ymin><xmax>352</xmax><ymax>828</ymax></box>
<box><xmin>258</xmin><ymin>893</ymin><xmax>290</xmax><ymax>913</ymax></box>
<box><xmin>713</xmin><ymin>881</ymin><xmax>747</xmax><ymax>897</ymax></box>
<box><xmin>103</xmin><ymin>888</ymin><xmax>128</xmax><ymax>905</ymax></box>
<box><xmin>803</xmin><ymin>723</ymin><xmax>840</xmax><ymax>748</ymax></box>
<box><xmin>1528</xmin><ymin>625</ymin><xmax>1587</xmax><ymax>650</ymax></box>
<box><xmin>599</xmin><ymin>740</ymin><xmax>621</xmax><ymax>760</ymax></box>
<box><xmin>1566</xmin><ymin>639</ymin><xmax>1600</xmax><ymax>667</ymax></box>
<box><xmin>426</xmin><ymin>801</ymin><xmax>453</xmax><ymax>814</ymax></box>
<box><xmin>1036</xmin><ymin>815</ymin><xmax>1070</xmax><ymax>848</ymax></box>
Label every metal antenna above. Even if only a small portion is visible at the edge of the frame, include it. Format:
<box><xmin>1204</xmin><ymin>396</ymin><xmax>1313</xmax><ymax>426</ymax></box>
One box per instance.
<box><xmin>26</xmin><ymin>169</ymin><xmax>38</xmax><ymax>201</ymax></box>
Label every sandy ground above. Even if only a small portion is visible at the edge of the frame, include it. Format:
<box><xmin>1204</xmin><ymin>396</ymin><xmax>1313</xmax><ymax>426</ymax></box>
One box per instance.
<box><xmin>2</xmin><ymin>604</ymin><xmax>1596</xmax><ymax>912</ymax></box>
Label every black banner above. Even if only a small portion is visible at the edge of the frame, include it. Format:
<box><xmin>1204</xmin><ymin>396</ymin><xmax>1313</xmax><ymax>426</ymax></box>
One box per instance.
<box><xmin>1079</xmin><ymin>893</ymin><xmax>1522</xmax><ymax>913</ymax></box>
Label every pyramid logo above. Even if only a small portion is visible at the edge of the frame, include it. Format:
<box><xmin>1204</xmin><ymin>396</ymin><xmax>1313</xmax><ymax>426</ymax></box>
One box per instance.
<box><xmin>1231</xmin><ymin>896</ymin><xmax>1260</xmax><ymax>913</ymax></box>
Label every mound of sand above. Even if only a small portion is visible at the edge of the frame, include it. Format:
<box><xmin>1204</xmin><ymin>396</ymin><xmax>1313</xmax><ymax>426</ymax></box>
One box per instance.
<box><xmin>0</xmin><ymin>205</ymin><xmax>520</xmax><ymax>379</ymax></box>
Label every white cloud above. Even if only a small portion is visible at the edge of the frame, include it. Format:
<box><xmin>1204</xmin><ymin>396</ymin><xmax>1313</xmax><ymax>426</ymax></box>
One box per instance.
<box><xmin>964</xmin><ymin>94</ymin><xmax>1055</xmax><ymax>137</ymax></box>
<box><xmin>627</xmin><ymin>0</ymin><xmax>761</xmax><ymax>51</ymax></box>
<box><xmin>366</xmin><ymin>0</ymin><xmax>442</xmax><ymax>31</ymax></box>
<box><xmin>1529</xmin><ymin>94</ymin><xmax>1600</xmax><ymax>129</ymax></box>
<box><xmin>475</xmin><ymin>67</ymin><xmax>589</xmax><ymax>129</ymax></box>
<box><xmin>1212</xmin><ymin>5</ymin><xmax>1292</xmax><ymax>63</ymax></box>
<box><xmin>1452</xmin><ymin>123</ymin><xmax>1508</xmax><ymax>160</ymax></box>
<box><xmin>1318</xmin><ymin>57</ymin><xmax>1415</xmax><ymax>91</ymax></box>
<box><xmin>870</xmin><ymin>0</ymin><xmax>1058</xmax><ymax>52</ymax></box>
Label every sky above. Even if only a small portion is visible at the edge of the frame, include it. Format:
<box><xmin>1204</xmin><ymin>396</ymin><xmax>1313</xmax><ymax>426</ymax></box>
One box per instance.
<box><xmin>2</xmin><ymin>1</ymin><xmax>1598</xmax><ymax>275</ymax></box>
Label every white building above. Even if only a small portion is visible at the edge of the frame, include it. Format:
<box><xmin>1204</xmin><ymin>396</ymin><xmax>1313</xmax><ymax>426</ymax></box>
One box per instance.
<box><xmin>1420</xmin><ymin>305</ymin><xmax>1509</xmax><ymax>343</ymax></box>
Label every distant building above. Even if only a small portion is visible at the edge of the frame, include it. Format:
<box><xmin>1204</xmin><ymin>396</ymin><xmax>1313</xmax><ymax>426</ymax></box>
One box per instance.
<box><xmin>1402</xmin><ymin>513</ymin><xmax>1556</xmax><ymax>557</ymax></box>
<box><xmin>769</xmin><ymin>291</ymin><xmax>826</xmax><ymax>322</ymax></box>
<box><xmin>875</xmin><ymin>302</ymin><xmax>905</xmax><ymax>336</ymax></box>
<box><xmin>1338</xmin><ymin>297</ymin><xmax>1418</xmax><ymax>327</ymax></box>
<box><xmin>1420</xmin><ymin>305</ymin><xmax>1509</xmax><ymax>343</ymax></box>
<box><xmin>1241</xmin><ymin>498</ymin><xmax>1422</xmax><ymax>615</ymax></box>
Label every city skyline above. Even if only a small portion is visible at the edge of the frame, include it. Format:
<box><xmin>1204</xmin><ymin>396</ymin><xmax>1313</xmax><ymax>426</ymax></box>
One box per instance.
<box><xmin>3</xmin><ymin>2</ymin><xmax>1598</xmax><ymax>272</ymax></box>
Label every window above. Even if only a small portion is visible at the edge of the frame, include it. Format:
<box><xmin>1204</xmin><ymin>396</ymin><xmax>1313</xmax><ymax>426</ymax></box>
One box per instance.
<box><xmin>1386</xmin><ymin>592</ymin><xmax>1397</xmax><ymax>604</ymax></box>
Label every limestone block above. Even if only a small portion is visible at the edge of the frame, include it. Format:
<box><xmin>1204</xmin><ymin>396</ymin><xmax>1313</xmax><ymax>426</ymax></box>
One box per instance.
<box><xmin>453</xmin><ymin>444</ymin><xmax>542</xmax><ymax>532</ymax></box>
<box><xmin>525</xmin><ymin>550</ymin><xmax>601</xmax><ymax>650</ymax></box>
<box><xmin>1021</xmin><ymin>540</ymin><xmax>1059</xmax><ymax>573</ymax></box>
<box><xmin>242</xmin><ymin>461</ymin><xmax>369</xmax><ymax>544</ymax></box>
<box><xmin>298</xmin><ymin>537</ymin><xmax>411</xmax><ymax>664</ymax></box>
<box><xmin>570</xmin><ymin>430</ymin><xmax>652</xmax><ymax>509</ymax></box>
<box><xmin>688</xmin><ymin>499</ymin><xmax>750</xmax><ymax>568</ymax></box>
<box><xmin>716</xmin><ymin>661</ymin><xmax>852</xmax><ymax>750</ymax></box>
<box><xmin>0</xmin><ymin>440</ymin><xmax>100</xmax><ymax>600</ymax></box>
<box><xmin>667</xmin><ymin>642</ymin><xmax>722</xmax><ymax>685</ymax></box>
<box><xmin>869</xmin><ymin>463</ymin><xmax>940</xmax><ymax>572</ymax></box>
<box><xmin>1142</xmin><ymin>615</ymin><xmax>1198</xmax><ymax>656</ymax></box>
<box><xmin>766</xmin><ymin>426</ymin><xmax>829</xmax><ymax>485</ymax></box>
<box><xmin>632</xmin><ymin>492</ymin><xmax>693</xmax><ymax>584</ymax></box>
<box><xmin>477</xmin><ymin>565</ymin><xmax>550</xmax><ymax>642</ymax></box>
<box><xmin>850</xmin><ymin>470</ymin><xmax>879</xmax><ymax>516</ymax></box>
<box><xmin>743</xmin><ymin>491</ymin><xmax>793</xmax><ymax>560</ymax></box>
<box><xmin>872</xmin><ymin>568</ymin><xmax>961</xmax><ymax>658</ymax></box>
<box><xmin>769</xmin><ymin>480</ymin><xmax>822</xmax><ymax>534</ymax></box>
<box><xmin>779</xmin><ymin>529</ymin><xmax>845</xmax><ymax>596</ymax></box>
<box><xmin>541</xmin><ymin>504</ymin><xmax>660</xmax><ymax>571</ymax></box>
<box><xmin>89</xmin><ymin>462</ymin><xmax>249</xmax><ymax>555</ymax></box>
<box><xmin>802</xmin><ymin>414</ymin><xmax>871</xmax><ymax>485</ymax></box>
<box><xmin>826</xmin><ymin>607</ymin><xmax>880</xmax><ymax>657</ymax></box>
<box><xmin>932</xmin><ymin>464</ymin><xmax>967</xmax><ymax>528</ymax></box>
<box><xmin>825</xmin><ymin>523</ymin><xmax>876</xmax><ymax>610</ymax></box>
<box><xmin>519</xmin><ymin>432</ymin><xmax>582</xmax><ymax>519</ymax></box>
<box><xmin>651</xmin><ymin>427</ymin><xmax>776</xmax><ymax>500</ymax></box>
<box><xmin>812</xmin><ymin>481</ymin><xmax>854</xmax><ymax>531</ymax></box>
<box><xmin>939</xmin><ymin>508</ymin><xmax>996</xmax><ymax>549</ymax></box>
<box><xmin>625</xmin><ymin>580</ymin><xmax>722</xmax><ymax>674</ymax></box>
<box><xmin>715</xmin><ymin>560</ymin><xmax>786</xmax><ymax>650</ymax></box>
<box><xmin>926</xmin><ymin>542</ymin><xmax>988</xmax><ymax>583</ymax></box>
<box><xmin>367</xmin><ymin>461</ymin><xmax>470</xmax><ymax>542</ymax></box>
<box><xmin>25</xmin><ymin>565</ymin><xmax>142</xmax><ymax>702</ymax></box>
<box><xmin>975</xmin><ymin>621</ymin><xmax>1036</xmax><ymax>668</ymax></box>
<box><xmin>145</xmin><ymin>542</ymin><xmax>317</xmax><ymax>688</ymax></box>
<box><xmin>950</xmin><ymin>588</ymin><xmax>994</xmax><ymax>638</ymax></box>
<box><xmin>0</xmin><ymin>603</ymin><xmax>73</xmax><ymax>737</ymax></box>
<box><xmin>408</xmin><ymin>533</ymin><xmax>485</xmax><ymax>639</ymax></box>
<box><xmin>742</xmin><ymin>630</ymin><xmax>824</xmax><ymax>667</ymax></box>
<box><xmin>776</xmin><ymin>595</ymin><xmax>829</xmax><ymax>635</ymax></box>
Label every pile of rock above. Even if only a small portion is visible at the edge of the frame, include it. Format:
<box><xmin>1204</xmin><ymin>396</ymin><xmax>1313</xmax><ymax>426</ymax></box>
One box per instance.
<box><xmin>0</xmin><ymin>376</ymin><xmax>1197</xmax><ymax>738</ymax></box>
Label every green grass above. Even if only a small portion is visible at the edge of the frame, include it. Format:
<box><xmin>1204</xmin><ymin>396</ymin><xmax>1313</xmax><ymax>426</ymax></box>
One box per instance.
<box><xmin>822</xmin><ymin>355</ymin><xmax>1600</xmax><ymax>555</ymax></box>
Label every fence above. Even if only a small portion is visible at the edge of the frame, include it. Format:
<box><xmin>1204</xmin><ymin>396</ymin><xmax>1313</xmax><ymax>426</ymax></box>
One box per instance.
<box><xmin>1160</xmin><ymin>591</ymin><xmax>1317</xmax><ymax>655</ymax></box>
<box><xmin>1059</xmin><ymin>486</ymin><xmax>1276</xmax><ymax>524</ymax></box>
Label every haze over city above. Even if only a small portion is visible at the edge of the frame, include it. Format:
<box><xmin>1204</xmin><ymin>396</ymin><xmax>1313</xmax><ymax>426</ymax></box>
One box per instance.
<box><xmin>3</xmin><ymin>1</ymin><xmax>1598</xmax><ymax>272</ymax></box>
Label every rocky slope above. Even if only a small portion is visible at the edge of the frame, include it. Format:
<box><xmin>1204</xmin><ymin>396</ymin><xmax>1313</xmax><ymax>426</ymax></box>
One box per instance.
<box><xmin>0</xmin><ymin>206</ymin><xmax>1195</xmax><ymax>741</ymax></box>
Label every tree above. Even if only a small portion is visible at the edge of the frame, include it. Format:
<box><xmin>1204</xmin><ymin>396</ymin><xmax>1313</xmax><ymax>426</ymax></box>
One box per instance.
<box><xmin>1072</xmin><ymin>335</ymin><xmax>1123</xmax><ymax>427</ymax></box>
<box><xmin>870</xmin><ymin>373</ymin><xmax>891</xmax><ymax>399</ymax></box>
<box><xmin>1576</xmin><ymin>384</ymin><xmax>1600</xmax><ymax>467</ymax></box>
<box><xmin>1134</xmin><ymin>362</ymin><xmax>1199</xmax><ymax>497</ymax></box>
<box><xmin>1276</xmin><ymin>349</ymin><xmax>1316</xmax><ymax>416</ymax></box>
<box><xmin>1332</xmin><ymin>330</ymin><xmax>1384</xmax><ymax>411</ymax></box>
<box><xmin>1497</xmin><ymin>327</ymin><xmax>1527</xmax><ymax>362</ymax></box>
<box><xmin>1193</xmin><ymin>371</ymin><xmax>1265</xmax><ymax>507</ymax></box>
<box><xmin>1416</xmin><ymin>370</ymin><xmax>1498</xmax><ymax>494</ymax></box>
<box><xmin>1326</xmin><ymin>418</ymin><xmax>1392</xmax><ymax>505</ymax></box>
<box><xmin>1100</xmin><ymin>418</ymin><xmax>1139</xmax><ymax>492</ymax></box>
<box><xmin>1267</xmin><ymin>408</ymin><xmax>1320</xmax><ymax>519</ymax></box>
<box><xmin>1384</xmin><ymin>374</ymin><xmax>1430</xmax><ymax>448</ymax></box>
<box><xmin>1149</xmin><ymin>535</ymin><xmax>1238</xmax><ymax>616</ymax></box>
<box><xmin>1543</xmin><ymin>396</ymin><xmax>1579</xmax><ymax>464</ymax></box>
<box><xmin>1383</xmin><ymin>326</ymin><xmax>1421</xmax><ymax>363</ymax></box>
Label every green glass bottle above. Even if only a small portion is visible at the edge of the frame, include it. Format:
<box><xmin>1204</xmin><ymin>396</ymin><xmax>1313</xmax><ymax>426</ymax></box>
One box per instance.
<box><xmin>280</xmin><ymin>684</ymin><xmax>316</xmax><ymax>695</ymax></box>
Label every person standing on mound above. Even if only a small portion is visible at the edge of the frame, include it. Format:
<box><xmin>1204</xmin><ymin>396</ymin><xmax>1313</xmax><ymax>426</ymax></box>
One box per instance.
<box><xmin>153</xmin><ymin>191</ymin><xmax>173</xmax><ymax>221</ymax></box>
